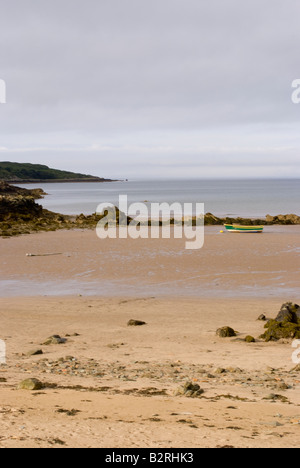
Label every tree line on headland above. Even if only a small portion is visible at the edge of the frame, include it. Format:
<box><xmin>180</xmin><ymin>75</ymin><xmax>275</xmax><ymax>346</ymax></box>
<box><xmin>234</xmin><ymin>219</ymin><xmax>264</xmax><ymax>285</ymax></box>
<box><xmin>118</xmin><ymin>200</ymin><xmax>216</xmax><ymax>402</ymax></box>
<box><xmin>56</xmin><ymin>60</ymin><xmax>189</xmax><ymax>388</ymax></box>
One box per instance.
<box><xmin>0</xmin><ymin>161</ymin><xmax>116</xmax><ymax>183</ymax></box>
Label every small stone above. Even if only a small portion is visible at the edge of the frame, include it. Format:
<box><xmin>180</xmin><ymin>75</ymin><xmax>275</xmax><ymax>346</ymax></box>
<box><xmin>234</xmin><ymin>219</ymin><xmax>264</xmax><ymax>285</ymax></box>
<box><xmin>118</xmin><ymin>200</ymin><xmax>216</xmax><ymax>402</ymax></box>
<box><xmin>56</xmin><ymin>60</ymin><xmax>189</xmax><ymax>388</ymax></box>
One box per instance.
<box><xmin>263</xmin><ymin>393</ymin><xmax>289</xmax><ymax>403</ymax></box>
<box><xmin>18</xmin><ymin>378</ymin><xmax>43</xmax><ymax>391</ymax></box>
<box><xmin>216</xmin><ymin>327</ymin><xmax>236</xmax><ymax>338</ymax></box>
<box><xmin>175</xmin><ymin>381</ymin><xmax>204</xmax><ymax>398</ymax></box>
<box><xmin>226</xmin><ymin>367</ymin><xmax>242</xmax><ymax>373</ymax></box>
<box><xmin>245</xmin><ymin>336</ymin><xmax>256</xmax><ymax>343</ymax></box>
<box><xmin>42</xmin><ymin>335</ymin><xmax>67</xmax><ymax>345</ymax></box>
<box><xmin>127</xmin><ymin>320</ymin><xmax>147</xmax><ymax>327</ymax></box>
<box><xmin>277</xmin><ymin>382</ymin><xmax>289</xmax><ymax>390</ymax></box>
<box><xmin>257</xmin><ymin>314</ymin><xmax>266</xmax><ymax>321</ymax></box>
<box><xmin>27</xmin><ymin>349</ymin><xmax>43</xmax><ymax>356</ymax></box>
<box><xmin>215</xmin><ymin>367</ymin><xmax>226</xmax><ymax>374</ymax></box>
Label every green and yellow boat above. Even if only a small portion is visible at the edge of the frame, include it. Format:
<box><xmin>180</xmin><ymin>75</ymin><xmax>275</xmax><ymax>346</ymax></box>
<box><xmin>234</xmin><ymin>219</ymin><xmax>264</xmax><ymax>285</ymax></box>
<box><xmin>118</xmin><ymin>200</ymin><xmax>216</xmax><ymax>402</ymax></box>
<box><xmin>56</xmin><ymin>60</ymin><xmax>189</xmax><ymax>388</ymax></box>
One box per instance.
<box><xmin>224</xmin><ymin>224</ymin><xmax>264</xmax><ymax>233</ymax></box>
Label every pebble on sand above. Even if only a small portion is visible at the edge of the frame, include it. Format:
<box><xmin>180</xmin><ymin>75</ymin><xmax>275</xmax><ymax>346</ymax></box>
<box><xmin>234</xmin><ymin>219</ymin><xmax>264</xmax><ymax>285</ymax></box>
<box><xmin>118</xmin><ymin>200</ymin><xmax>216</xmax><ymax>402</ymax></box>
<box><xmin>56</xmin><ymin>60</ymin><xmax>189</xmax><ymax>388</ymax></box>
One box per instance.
<box><xmin>42</xmin><ymin>335</ymin><xmax>67</xmax><ymax>345</ymax></box>
<box><xmin>127</xmin><ymin>320</ymin><xmax>147</xmax><ymax>327</ymax></box>
<box><xmin>216</xmin><ymin>327</ymin><xmax>236</xmax><ymax>338</ymax></box>
<box><xmin>175</xmin><ymin>381</ymin><xmax>204</xmax><ymax>398</ymax></box>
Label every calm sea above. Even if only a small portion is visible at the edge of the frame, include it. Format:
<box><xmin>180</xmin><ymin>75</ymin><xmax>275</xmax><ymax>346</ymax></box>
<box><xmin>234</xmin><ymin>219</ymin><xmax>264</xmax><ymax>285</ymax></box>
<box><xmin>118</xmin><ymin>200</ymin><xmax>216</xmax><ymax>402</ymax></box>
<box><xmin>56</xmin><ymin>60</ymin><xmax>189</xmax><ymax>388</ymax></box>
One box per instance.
<box><xmin>18</xmin><ymin>179</ymin><xmax>300</xmax><ymax>218</ymax></box>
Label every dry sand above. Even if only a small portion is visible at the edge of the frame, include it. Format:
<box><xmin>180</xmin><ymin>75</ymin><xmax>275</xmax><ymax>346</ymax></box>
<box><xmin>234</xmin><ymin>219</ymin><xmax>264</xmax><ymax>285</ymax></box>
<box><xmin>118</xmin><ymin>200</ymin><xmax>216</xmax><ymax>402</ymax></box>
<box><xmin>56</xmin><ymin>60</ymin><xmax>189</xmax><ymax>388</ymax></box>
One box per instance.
<box><xmin>0</xmin><ymin>227</ymin><xmax>299</xmax><ymax>448</ymax></box>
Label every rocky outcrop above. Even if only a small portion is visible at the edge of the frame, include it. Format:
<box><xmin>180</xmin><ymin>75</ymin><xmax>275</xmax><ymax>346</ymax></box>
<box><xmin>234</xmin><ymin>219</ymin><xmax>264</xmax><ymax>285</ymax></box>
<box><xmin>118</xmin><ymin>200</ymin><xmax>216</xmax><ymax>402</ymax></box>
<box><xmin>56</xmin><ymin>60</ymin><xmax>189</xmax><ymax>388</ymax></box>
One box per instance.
<box><xmin>0</xmin><ymin>181</ymin><xmax>46</xmax><ymax>199</ymax></box>
<box><xmin>0</xmin><ymin>195</ymin><xmax>44</xmax><ymax>221</ymax></box>
<box><xmin>204</xmin><ymin>212</ymin><xmax>300</xmax><ymax>226</ymax></box>
<box><xmin>260</xmin><ymin>303</ymin><xmax>300</xmax><ymax>342</ymax></box>
<box><xmin>275</xmin><ymin>302</ymin><xmax>300</xmax><ymax>323</ymax></box>
<box><xmin>265</xmin><ymin>214</ymin><xmax>300</xmax><ymax>225</ymax></box>
<box><xmin>0</xmin><ymin>182</ymin><xmax>299</xmax><ymax>238</ymax></box>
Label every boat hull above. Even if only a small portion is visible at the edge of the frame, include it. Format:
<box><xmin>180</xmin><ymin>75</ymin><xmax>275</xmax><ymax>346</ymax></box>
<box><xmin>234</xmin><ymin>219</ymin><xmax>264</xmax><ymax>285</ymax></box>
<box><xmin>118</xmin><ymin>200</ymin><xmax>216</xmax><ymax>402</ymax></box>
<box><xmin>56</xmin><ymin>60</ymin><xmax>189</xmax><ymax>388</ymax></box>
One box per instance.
<box><xmin>224</xmin><ymin>224</ymin><xmax>264</xmax><ymax>233</ymax></box>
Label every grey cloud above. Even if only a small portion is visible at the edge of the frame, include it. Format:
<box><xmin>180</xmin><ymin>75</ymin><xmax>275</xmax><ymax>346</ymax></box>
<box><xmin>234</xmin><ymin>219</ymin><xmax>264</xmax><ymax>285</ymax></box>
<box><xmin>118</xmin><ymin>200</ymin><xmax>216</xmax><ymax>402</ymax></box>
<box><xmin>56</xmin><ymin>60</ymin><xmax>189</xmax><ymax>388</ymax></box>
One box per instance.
<box><xmin>0</xmin><ymin>0</ymin><xmax>300</xmax><ymax>177</ymax></box>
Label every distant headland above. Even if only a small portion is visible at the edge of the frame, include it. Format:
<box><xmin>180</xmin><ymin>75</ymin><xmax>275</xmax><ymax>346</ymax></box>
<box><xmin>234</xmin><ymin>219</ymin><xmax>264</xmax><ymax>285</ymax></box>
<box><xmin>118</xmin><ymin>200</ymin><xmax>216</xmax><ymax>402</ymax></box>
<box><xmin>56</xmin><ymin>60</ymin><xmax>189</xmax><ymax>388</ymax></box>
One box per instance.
<box><xmin>0</xmin><ymin>161</ymin><xmax>119</xmax><ymax>183</ymax></box>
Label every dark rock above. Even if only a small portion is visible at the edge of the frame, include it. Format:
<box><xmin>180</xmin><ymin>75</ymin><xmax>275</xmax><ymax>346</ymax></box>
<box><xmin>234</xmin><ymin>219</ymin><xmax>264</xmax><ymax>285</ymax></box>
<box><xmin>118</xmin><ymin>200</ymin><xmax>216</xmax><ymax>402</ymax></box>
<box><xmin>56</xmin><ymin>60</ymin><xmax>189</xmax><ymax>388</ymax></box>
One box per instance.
<box><xmin>214</xmin><ymin>367</ymin><xmax>226</xmax><ymax>374</ymax></box>
<box><xmin>275</xmin><ymin>303</ymin><xmax>299</xmax><ymax>323</ymax></box>
<box><xmin>127</xmin><ymin>320</ymin><xmax>147</xmax><ymax>327</ymax></box>
<box><xmin>216</xmin><ymin>327</ymin><xmax>236</xmax><ymax>338</ymax></box>
<box><xmin>260</xmin><ymin>320</ymin><xmax>300</xmax><ymax>342</ymax></box>
<box><xmin>257</xmin><ymin>314</ymin><xmax>266</xmax><ymax>321</ymax></box>
<box><xmin>0</xmin><ymin>181</ymin><xmax>46</xmax><ymax>199</ymax></box>
<box><xmin>175</xmin><ymin>381</ymin><xmax>204</xmax><ymax>397</ymax></box>
<box><xmin>42</xmin><ymin>335</ymin><xmax>67</xmax><ymax>345</ymax></box>
<box><xmin>260</xmin><ymin>303</ymin><xmax>300</xmax><ymax>342</ymax></box>
<box><xmin>245</xmin><ymin>336</ymin><xmax>256</xmax><ymax>343</ymax></box>
<box><xmin>27</xmin><ymin>349</ymin><xmax>43</xmax><ymax>356</ymax></box>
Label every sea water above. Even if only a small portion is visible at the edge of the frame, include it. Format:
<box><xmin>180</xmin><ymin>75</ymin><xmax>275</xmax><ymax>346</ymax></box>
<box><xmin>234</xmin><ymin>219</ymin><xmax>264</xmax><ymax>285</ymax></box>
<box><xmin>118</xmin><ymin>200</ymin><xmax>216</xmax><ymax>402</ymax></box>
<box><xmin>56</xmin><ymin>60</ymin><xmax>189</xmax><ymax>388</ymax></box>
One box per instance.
<box><xmin>17</xmin><ymin>179</ymin><xmax>300</xmax><ymax>218</ymax></box>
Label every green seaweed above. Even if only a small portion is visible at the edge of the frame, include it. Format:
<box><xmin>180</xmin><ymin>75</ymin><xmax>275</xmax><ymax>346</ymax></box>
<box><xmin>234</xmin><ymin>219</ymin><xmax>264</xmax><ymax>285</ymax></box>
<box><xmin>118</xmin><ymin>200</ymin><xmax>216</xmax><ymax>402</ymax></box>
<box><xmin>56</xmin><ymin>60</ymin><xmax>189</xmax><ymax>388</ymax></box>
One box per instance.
<box><xmin>260</xmin><ymin>319</ymin><xmax>300</xmax><ymax>342</ymax></box>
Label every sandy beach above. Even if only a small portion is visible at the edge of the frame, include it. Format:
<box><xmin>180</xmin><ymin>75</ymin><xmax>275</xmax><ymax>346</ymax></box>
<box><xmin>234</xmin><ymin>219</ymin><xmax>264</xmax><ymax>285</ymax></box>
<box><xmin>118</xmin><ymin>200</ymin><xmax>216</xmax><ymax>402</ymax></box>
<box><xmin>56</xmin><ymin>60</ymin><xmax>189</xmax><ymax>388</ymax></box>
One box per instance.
<box><xmin>0</xmin><ymin>227</ymin><xmax>299</xmax><ymax>448</ymax></box>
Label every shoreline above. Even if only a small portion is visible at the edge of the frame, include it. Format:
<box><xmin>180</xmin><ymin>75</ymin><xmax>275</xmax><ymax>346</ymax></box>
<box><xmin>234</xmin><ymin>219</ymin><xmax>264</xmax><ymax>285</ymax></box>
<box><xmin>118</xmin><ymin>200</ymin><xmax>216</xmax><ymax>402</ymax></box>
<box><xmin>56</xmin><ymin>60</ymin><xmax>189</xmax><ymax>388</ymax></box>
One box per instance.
<box><xmin>1</xmin><ymin>182</ymin><xmax>300</xmax><ymax>238</ymax></box>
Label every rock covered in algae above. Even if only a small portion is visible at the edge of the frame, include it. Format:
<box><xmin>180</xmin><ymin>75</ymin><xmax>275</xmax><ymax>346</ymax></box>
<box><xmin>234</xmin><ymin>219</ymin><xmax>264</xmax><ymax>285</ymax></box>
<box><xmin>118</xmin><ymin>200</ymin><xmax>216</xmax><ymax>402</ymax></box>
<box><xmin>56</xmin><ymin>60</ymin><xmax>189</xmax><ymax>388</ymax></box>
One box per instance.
<box><xmin>18</xmin><ymin>378</ymin><xmax>43</xmax><ymax>391</ymax></box>
<box><xmin>260</xmin><ymin>302</ymin><xmax>300</xmax><ymax>342</ymax></box>
<box><xmin>275</xmin><ymin>302</ymin><xmax>300</xmax><ymax>323</ymax></box>
<box><xmin>216</xmin><ymin>326</ymin><xmax>236</xmax><ymax>338</ymax></box>
<box><xmin>245</xmin><ymin>336</ymin><xmax>256</xmax><ymax>343</ymax></box>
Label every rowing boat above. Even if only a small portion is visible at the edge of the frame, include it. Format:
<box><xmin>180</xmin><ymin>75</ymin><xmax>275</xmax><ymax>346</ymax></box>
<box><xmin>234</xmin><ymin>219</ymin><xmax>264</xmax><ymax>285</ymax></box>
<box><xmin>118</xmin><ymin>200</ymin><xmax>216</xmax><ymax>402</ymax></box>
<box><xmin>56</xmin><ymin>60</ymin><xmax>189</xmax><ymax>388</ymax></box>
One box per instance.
<box><xmin>224</xmin><ymin>224</ymin><xmax>264</xmax><ymax>233</ymax></box>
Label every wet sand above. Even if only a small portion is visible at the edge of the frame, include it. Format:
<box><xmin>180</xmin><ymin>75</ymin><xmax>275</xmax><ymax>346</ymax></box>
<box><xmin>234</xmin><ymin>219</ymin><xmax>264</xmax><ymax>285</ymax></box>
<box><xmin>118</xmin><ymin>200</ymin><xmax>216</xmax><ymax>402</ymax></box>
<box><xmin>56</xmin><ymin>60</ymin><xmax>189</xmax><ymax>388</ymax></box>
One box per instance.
<box><xmin>0</xmin><ymin>226</ymin><xmax>299</xmax><ymax>299</ymax></box>
<box><xmin>0</xmin><ymin>227</ymin><xmax>299</xmax><ymax>448</ymax></box>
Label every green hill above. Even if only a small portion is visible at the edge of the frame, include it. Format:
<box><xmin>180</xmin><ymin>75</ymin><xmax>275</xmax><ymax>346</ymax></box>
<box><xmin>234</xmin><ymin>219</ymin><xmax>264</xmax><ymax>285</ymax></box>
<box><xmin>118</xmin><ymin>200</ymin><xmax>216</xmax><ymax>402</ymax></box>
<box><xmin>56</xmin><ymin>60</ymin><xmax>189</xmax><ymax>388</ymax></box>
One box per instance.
<box><xmin>0</xmin><ymin>162</ymin><xmax>114</xmax><ymax>183</ymax></box>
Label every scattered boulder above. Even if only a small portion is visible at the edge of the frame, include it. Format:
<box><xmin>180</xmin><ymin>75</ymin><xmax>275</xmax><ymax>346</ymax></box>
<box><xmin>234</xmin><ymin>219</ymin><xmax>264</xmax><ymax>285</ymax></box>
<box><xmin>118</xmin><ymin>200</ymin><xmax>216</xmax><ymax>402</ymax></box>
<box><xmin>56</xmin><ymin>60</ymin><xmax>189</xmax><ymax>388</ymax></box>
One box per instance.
<box><xmin>175</xmin><ymin>381</ymin><xmax>204</xmax><ymax>398</ymax></box>
<box><xmin>216</xmin><ymin>327</ymin><xmax>236</xmax><ymax>338</ymax></box>
<box><xmin>260</xmin><ymin>302</ymin><xmax>300</xmax><ymax>342</ymax></box>
<box><xmin>127</xmin><ymin>320</ymin><xmax>147</xmax><ymax>327</ymax></box>
<box><xmin>18</xmin><ymin>378</ymin><xmax>43</xmax><ymax>391</ymax></box>
<box><xmin>42</xmin><ymin>335</ymin><xmax>67</xmax><ymax>345</ymax></box>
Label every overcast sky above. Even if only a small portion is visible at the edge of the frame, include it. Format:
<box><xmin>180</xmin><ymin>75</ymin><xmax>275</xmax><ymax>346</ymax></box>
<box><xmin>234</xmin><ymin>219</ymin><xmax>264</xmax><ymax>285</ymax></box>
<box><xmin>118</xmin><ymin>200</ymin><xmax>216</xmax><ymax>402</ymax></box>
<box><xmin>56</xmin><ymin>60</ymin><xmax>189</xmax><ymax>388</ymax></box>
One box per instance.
<box><xmin>0</xmin><ymin>0</ymin><xmax>300</xmax><ymax>179</ymax></box>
